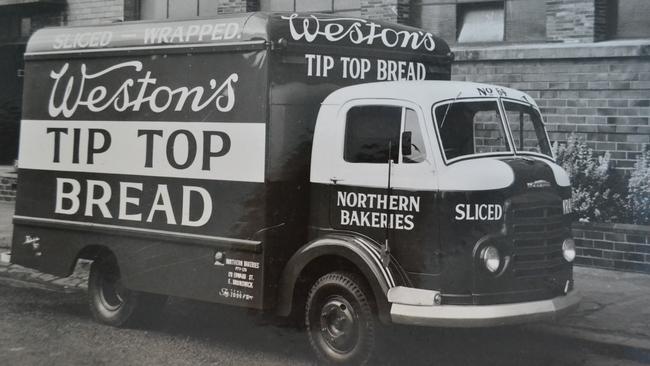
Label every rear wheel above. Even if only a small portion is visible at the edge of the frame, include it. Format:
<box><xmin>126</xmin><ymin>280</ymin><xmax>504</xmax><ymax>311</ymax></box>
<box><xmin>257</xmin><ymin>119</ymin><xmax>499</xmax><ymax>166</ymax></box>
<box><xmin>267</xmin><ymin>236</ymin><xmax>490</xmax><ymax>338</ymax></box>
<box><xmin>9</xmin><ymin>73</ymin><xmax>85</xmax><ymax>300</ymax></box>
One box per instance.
<box><xmin>88</xmin><ymin>254</ymin><xmax>167</xmax><ymax>327</ymax></box>
<box><xmin>305</xmin><ymin>272</ymin><xmax>376</xmax><ymax>365</ymax></box>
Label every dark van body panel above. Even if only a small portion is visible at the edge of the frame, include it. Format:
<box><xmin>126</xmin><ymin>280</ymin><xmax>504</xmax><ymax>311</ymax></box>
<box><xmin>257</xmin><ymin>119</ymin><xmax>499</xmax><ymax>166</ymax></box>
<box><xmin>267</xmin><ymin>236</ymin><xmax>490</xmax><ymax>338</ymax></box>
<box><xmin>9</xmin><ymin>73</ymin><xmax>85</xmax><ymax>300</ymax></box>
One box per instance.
<box><xmin>13</xmin><ymin>41</ymin><xmax>272</xmax><ymax>307</ymax></box>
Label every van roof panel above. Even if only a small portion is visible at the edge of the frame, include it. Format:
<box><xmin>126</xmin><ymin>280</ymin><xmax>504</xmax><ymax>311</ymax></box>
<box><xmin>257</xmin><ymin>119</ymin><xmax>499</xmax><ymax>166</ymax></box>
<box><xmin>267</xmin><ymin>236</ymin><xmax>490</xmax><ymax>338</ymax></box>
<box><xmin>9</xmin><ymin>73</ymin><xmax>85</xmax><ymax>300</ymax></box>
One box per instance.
<box><xmin>322</xmin><ymin>81</ymin><xmax>538</xmax><ymax>108</ymax></box>
<box><xmin>25</xmin><ymin>12</ymin><xmax>451</xmax><ymax>59</ymax></box>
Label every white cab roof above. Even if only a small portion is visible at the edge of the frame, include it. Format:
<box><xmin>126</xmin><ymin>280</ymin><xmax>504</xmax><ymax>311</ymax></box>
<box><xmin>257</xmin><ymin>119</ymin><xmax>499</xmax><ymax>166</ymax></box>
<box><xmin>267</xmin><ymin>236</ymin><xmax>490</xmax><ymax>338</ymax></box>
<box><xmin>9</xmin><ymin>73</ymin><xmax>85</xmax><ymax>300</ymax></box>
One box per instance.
<box><xmin>322</xmin><ymin>81</ymin><xmax>538</xmax><ymax>108</ymax></box>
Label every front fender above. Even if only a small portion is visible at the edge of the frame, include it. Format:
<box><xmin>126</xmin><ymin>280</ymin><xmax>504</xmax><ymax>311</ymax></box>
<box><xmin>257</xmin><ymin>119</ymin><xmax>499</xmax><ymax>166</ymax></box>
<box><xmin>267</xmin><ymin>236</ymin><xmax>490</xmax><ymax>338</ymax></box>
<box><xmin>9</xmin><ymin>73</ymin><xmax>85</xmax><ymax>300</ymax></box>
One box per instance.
<box><xmin>276</xmin><ymin>233</ymin><xmax>398</xmax><ymax>324</ymax></box>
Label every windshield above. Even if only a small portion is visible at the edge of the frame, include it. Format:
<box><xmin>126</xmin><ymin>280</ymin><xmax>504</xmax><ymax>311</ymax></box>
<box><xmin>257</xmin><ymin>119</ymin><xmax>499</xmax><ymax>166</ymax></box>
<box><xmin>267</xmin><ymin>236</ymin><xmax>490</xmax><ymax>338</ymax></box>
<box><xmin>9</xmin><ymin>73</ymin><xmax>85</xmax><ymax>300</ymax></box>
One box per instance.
<box><xmin>503</xmin><ymin>101</ymin><xmax>552</xmax><ymax>157</ymax></box>
<box><xmin>434</xmin><ymin>100</ymin><xmax>510</xmax><ymax>161</ymax></box>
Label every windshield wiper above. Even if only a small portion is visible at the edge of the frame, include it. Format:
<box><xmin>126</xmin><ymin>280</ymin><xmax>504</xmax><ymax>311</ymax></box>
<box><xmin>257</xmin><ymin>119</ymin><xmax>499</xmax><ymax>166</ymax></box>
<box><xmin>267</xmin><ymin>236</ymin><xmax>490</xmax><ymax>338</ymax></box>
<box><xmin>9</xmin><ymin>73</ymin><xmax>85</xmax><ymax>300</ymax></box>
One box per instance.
<box><xmin>439</xmin><ymin>91</ymin><xmax>462</xmax><ymax>129</ymax></box>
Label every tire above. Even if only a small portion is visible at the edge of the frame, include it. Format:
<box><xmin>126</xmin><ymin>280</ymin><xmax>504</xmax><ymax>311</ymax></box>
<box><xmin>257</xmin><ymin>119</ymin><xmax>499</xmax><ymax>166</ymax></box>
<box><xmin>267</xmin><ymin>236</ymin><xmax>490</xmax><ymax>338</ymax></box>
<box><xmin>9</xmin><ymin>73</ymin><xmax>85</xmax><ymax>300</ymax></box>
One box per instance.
<box><xmin>88</xmin><ymin>254</ymin><xmax>167</xmax><ymax>327</ymax></box>
<box><xmin>305</xmin><ymin>272</ymin><xmax>376</xmax><ymax>365</ymax></box>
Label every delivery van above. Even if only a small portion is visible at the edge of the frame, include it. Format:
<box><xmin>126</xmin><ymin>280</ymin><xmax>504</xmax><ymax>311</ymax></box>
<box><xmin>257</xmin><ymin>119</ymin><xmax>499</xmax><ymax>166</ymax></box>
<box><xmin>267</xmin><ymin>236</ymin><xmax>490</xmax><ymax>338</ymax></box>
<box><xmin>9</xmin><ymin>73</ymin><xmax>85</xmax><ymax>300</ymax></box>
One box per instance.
<box><xmin>11</xmin><ymin>12</ymin><xmax>580</xmax><ymax>365</ymax></box>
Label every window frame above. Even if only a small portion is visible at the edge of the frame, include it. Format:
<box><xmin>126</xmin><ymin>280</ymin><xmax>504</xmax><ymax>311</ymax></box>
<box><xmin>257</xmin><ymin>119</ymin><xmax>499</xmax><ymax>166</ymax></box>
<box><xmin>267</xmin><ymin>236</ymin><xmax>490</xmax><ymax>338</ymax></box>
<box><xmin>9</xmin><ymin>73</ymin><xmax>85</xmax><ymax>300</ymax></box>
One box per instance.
<box><xmin>342</xmin><ymin>103</ymin><xmax>430</xmax><ymax>166</ymax></box>
<box><xmin>401</xmin><ymin>107</ymin><xmax>428</xmax><ymax>164</ymax></box>
<box><xmin>313</xmin><ymin>98</ymin><xmax>435</xmax><ymax>191</ymax></box>
<box><xmin>139</xmin><ymin>0</ymin><xmax>203</xmax><ymax>20</ymax></box>
<box><xmin>501</xmin><ymin>99</ymin><xmax>554</xmax><ymax>161</ymax></box>
<box><xmin>431</xmin><ymin>97</ymin><xmax>514</xmax><ymax>165</ymax></box>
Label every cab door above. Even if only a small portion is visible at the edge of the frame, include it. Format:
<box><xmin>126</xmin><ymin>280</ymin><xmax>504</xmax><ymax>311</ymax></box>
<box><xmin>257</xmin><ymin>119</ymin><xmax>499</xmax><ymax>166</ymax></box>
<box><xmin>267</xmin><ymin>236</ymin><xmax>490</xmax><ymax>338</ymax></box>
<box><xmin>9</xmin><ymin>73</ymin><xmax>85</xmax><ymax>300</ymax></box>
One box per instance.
<box><xmin>319</xmin><ymin>100</ymin><xmax>440</xmax><ymax>279</ymax></box>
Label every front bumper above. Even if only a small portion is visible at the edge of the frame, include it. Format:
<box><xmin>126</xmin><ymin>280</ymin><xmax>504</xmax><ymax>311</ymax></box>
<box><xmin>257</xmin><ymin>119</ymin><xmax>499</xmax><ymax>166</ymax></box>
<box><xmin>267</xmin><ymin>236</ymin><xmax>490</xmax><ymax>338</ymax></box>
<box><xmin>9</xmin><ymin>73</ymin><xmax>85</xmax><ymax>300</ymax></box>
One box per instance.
<box><xmin>389</xmin><ymin>286</ymin><xmax>581</xmax><ymax>327</ymax></box>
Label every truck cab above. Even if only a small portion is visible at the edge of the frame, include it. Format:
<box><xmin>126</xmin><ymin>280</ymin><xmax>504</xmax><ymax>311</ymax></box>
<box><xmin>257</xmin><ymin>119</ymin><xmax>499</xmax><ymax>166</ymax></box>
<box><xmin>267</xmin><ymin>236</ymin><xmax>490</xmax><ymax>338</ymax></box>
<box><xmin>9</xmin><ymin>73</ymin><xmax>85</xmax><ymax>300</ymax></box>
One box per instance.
<box><xmin>295</xmin><ymin>80</ymin><xmax>579</xmax><ymax>359</ymax></box>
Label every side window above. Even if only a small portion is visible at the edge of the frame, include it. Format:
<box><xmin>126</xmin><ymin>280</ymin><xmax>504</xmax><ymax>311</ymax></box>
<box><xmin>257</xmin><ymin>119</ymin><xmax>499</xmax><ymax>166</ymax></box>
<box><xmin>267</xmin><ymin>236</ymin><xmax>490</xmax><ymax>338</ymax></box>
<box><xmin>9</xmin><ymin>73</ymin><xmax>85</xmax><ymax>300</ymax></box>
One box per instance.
<box><xmin>402</xmin><ymin>108</ymin><xmax>426</xmax><ymax>163</ymax></box>
<box><xmin>344</xmin><ymin>106</ymin><xmax>402</xmax><ymax>163</ymax></box>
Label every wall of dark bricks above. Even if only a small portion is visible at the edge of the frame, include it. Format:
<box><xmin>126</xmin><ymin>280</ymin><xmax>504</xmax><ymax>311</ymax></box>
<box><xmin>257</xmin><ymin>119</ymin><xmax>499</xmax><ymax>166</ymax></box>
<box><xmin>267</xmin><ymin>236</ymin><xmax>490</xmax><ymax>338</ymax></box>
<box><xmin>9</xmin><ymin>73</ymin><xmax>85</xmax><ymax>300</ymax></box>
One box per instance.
<box><xmin>0</xmin><ymin>175</ymin><xmax>16</xmax><ymax>202</ymax></box>
<box><xmin>216</xmin><ymin>0</ymin><xmax>258</xmax><ymax>14</ymax></box>
<box><xmin>546</xmin><ymin>0</ymin><xmax>608</xmax><ymax>43</ymax></box>
<box><xmin>63</xmin><ymin>0</ymin><xmax>124</xmax><ymax>25</ymax></box>
<box><xmin>360</xmin><ymin>0</ymin><xmax>400</xmax><ymax>23</ymax></box>
<box><xmin>573</xmin><ymin>222</ymin><xmax>650</xmax><ymax>273</ymax></box>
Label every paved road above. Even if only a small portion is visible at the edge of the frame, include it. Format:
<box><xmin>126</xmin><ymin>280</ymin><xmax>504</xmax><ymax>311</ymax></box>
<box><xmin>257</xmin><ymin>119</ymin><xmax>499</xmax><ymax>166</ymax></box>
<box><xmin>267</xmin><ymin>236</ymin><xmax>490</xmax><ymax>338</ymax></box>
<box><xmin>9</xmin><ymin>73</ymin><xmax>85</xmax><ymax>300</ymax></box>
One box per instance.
<box><xmin>0</xmin><ymin>278</ymin><xmax>646</xmax><ymax>366</ymax></box>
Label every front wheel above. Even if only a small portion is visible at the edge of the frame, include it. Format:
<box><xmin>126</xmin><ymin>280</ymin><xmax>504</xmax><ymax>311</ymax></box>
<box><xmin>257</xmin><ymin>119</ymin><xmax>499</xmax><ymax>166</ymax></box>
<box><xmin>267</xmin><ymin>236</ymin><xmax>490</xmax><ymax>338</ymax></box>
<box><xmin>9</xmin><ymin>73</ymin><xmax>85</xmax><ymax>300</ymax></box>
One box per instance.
<box><xmin>88</xmin><ymin>254</ymin><xmax>167</xmax><ymax>327</ymax></box>
<box><xmin>305</xmin><ymin>272</ymin><xmax>376</xmax><ymax>365</ymax></box>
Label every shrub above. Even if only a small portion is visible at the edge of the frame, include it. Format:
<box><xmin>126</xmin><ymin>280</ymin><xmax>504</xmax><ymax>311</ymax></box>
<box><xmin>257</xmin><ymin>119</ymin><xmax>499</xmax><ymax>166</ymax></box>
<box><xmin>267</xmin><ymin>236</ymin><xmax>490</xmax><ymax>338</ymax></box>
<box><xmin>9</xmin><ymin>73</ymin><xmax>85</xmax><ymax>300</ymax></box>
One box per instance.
<box><xmin>552</xmin><ymin>134</ymin><xmax>624</xmax><ymax>222</ymax></box>
<box><xmin>627</xmin><ymin>148</ymin><xmax>650</xmax><ymax>225</ymax></box>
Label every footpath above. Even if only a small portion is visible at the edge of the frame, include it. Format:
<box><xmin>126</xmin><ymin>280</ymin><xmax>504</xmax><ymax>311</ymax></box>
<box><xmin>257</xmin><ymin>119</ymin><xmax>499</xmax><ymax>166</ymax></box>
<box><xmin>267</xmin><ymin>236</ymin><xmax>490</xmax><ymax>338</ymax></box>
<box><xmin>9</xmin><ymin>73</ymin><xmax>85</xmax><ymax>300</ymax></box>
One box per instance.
<box><xmin>1</xmin><ymin>201</ymin><xmax>649</xmax><ymax>363</ymax></box>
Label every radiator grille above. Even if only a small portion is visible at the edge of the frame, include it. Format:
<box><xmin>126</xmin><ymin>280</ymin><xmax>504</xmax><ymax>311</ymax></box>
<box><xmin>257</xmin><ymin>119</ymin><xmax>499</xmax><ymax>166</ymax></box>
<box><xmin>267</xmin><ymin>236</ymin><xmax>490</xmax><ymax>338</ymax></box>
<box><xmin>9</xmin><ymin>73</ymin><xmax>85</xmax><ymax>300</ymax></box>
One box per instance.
<box><xmin>507</xmin><ymin>197</ymin><xmax>567</xmax><ymax>278</ymax></box>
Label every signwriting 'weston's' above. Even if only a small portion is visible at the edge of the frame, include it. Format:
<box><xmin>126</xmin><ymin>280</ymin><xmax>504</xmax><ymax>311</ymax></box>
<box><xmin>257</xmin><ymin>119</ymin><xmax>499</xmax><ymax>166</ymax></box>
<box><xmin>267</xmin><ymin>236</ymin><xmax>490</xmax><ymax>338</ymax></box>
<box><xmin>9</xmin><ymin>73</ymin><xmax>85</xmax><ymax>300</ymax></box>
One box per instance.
<box><xmin>48</xmin><ymin>61</ymin><xmax>238</xmax><ymax>118</ymax></box>
<box><xmin>281</xmin><ymin>13</ymin><xmax>436</xmax><ymax>51</ymax></box>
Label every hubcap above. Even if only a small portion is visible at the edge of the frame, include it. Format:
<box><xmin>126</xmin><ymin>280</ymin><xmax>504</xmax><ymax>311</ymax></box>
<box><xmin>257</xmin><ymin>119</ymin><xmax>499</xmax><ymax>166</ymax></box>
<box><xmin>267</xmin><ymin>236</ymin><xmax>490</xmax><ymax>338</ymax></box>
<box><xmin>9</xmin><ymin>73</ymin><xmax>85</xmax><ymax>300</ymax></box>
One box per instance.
<box><xmin>319</xmin><ymin>296</ymin><xmax>358</xmax><ymax>353</ymax></box>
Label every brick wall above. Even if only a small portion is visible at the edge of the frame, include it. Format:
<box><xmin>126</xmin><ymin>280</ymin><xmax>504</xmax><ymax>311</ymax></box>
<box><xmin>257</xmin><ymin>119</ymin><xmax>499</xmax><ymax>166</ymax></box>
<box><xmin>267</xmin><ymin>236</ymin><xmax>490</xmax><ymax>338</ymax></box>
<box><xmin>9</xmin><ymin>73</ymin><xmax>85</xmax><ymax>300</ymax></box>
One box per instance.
<box><xmin>396</xmin><ymin>0</ymin><xmax>410</xmax><ymax>24</ymax></box>
<box><xmin>573</xmin><ymin>222</ymin><xmax>650</xmax><ymax>273</ymax></box>
<box><xmin>547</xmin><ymin>0</ymin><xmax>598</xmax><ymax>43</ymax></box>
<box><xmin>593</xmin><ymin>0</ymin><xmax>608</xmax><ymax>42</ymax></box>
<box><xmin>545</xmin><ymin>0</ymin><xmax>609</xmax><ymax>43</ymax></box>
<box><xmin>216</xmin><ymin>0</ymin><xmax>258</xmax><ymax>14</ymax></box>
<box><xmin>452</xmin><ymin>41</ymin><xmax>650</xmax><ymax>170</ymax></box>
<box><xmin>64</xmin><ymin>0</ymin><xmax>124</xmax><ymax>26</ymax></box>
<box><xmin>361</xmin><ymin>0</ymin><xmax>407</xmax><ymax>23</ymax></box>
<box><xmin>31</xmin><ymin>11</ymin><xmax>65</xmax><ymax>30</ymax></box>
<box><xmin>0</xmin><ymin>175</ymin><xmax>16</xmax><ymax>202</ymax></box>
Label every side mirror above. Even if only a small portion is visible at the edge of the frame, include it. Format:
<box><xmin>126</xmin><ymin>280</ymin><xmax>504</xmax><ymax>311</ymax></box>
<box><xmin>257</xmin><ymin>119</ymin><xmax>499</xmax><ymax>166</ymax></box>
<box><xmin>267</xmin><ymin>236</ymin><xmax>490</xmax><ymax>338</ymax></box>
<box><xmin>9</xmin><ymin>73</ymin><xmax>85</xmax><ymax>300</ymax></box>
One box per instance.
<box><xmin>401</xmin><ymin>131</ymin><xmax>412</xmax><ymax>156</ymax></box>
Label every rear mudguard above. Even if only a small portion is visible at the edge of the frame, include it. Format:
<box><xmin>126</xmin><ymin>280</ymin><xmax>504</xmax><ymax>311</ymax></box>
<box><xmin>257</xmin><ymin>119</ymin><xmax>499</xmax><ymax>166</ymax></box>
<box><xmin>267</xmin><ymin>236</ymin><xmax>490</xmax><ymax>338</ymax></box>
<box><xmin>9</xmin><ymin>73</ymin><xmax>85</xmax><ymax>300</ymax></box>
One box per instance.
<box><xmin>276</xmin><ymin>233</ymin><xmax>407</xmax><ymax>324</ymax></box>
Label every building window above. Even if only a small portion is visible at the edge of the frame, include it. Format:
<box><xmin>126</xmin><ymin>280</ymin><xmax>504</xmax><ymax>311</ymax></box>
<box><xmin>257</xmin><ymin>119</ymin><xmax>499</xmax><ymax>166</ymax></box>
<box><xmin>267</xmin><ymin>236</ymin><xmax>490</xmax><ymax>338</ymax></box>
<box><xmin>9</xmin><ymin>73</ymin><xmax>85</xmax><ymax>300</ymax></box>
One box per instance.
<box><xmin>416</xmin><ymin>0</ymin><xmax>545</xmax><ymax>45</ymax></box>
<box><xmin>259</xmin><ymin>0</ymin><xmax>294</xmax><ymax>11</ymax></box>
<box><xmin>20</xmin><ymin>18</ymin><xmax>31</xmax><ymax>38</ymax></box>
<box><xmin>0</xmin><ymin>16</ymin><xmax>22</xmax><ymax>42</ymax></box>
<box><xmin>296</xmin><ymin>0</ymin><xmax>331</xmax><ymax>12</ymax></box>
<box><xmin>139</xmin><ymin>0</ymin><xmax>203</xmax><ymax>19</ymax></box>
<box><xmin>609</xmin><ymin>0</ymin><xmax>650</xmax><ymax>39</ymax></box>
<box><xmin>456</xmin><ymin>2</ymin><xmax>504</xmax><ymax>43</ymax></box>
<box><xmin>169</xmin><ymin>0</ymin><xmax>199</xmax><ymax>19</ymax></box>
<box><xmin>0</xmin><ymin>15</ymin><xmax>34</xmax><ymax>42</ymax></box>
<box><xmin>505</xmin><ymin>0</ymin><xmax>546</xmax><ymax>42</ymax></box>
<box><xmin>140</xmin><ymin>0</ymin><xmax>170</xmax><ymax>19</ymax></box>
<box><xmin>260</xmin><ymin>0</ymin><xmax>361</xmax><ymax>15</ymax></box>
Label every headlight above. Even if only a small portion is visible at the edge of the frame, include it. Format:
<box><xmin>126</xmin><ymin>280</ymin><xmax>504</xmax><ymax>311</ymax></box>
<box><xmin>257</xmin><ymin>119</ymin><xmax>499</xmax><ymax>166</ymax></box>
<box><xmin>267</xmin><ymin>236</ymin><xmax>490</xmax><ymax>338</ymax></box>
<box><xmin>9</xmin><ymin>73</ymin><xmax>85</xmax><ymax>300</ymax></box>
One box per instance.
<box><xmin>562</xmin><ymin>238</ymin><xmax>576</xmax><ymax>262</ymax></box>
<box><xmin>481</xmin><ymin>246</ymin><xmax>500</xmax><ymax>273</ymax></box>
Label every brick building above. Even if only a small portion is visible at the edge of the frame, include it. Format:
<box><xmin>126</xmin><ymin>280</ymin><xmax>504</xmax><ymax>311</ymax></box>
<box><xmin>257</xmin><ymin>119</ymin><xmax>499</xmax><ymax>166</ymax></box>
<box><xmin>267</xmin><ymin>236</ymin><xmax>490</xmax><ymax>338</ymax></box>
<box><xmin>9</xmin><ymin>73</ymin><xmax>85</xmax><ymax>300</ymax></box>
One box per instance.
<box><xmin>0</xmin><ymin>0</ymin><xmax>648</xmax><ymax>169</ymax></box>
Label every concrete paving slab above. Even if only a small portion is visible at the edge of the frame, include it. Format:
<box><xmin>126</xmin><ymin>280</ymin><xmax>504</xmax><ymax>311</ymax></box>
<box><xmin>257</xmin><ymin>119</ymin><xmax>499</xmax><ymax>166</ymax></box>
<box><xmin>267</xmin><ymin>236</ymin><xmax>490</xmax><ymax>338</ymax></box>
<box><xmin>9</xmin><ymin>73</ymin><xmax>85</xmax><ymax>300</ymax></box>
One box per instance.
<box><xmin>568</xmin><ymin>266</ymin><xmax>650</xmax><ymax>340</ymax></box>
<box><xmin>529</xmin><ymin>266</ymin><xmax>650</xmax><ymax>363</ymax></box>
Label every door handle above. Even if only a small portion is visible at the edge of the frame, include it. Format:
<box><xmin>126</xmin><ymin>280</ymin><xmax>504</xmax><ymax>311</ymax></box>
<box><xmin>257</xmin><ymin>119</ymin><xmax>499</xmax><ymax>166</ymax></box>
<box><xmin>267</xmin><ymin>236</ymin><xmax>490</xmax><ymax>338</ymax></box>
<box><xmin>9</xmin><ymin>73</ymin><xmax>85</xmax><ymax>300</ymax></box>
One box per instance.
<box><xmin>330</xmin><ymin>177</ymin><xmax>344</xmax><ymax>184</ymax></box>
